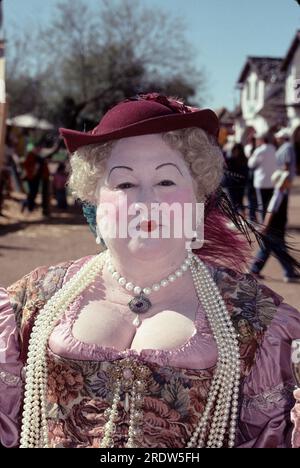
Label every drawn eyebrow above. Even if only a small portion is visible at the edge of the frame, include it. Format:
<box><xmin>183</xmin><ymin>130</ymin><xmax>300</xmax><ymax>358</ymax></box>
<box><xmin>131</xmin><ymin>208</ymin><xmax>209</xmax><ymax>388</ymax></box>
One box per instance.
<box><xmin>108</xmin><ymin>162</ymin><xmax>183</xmax><ymax>180</ymax></box>
<box><xmin>155</xmin><ymin>163</ymin><xmax>183</xmax><ymax>176</ymax></box>
<box><xmin>108</xmin><ymin>166</ymin><xmax>133</xmax><ymax>180</ymax></box>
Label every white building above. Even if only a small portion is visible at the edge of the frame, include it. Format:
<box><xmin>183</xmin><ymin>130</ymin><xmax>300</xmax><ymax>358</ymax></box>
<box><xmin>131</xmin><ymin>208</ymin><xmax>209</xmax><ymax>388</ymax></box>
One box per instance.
<box><xmin>282</xmin><ymin>30</ymin><xmax>300</xmax><ymax>132</ymax></box>
<box><xmin>235</xmin><ymin>56</ymin><xmax>286</xmax><ymax>142</ymax></box>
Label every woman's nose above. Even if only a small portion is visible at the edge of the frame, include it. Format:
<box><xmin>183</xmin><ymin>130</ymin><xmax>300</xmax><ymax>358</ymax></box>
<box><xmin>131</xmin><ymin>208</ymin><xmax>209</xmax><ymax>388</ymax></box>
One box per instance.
<box><xmin>134</xmin><ymin>202</ymin><xmax>160</xmax><ymax>217</ymax></box>
<box><xmin>135</xmin><ymin>186</ymin><xmax>160</xmax><ymax>207</ymax></box>
<box><xmin>134</xmin><ymin>195</ymin><xmax>160</xmax><ymax>218</ymax></box>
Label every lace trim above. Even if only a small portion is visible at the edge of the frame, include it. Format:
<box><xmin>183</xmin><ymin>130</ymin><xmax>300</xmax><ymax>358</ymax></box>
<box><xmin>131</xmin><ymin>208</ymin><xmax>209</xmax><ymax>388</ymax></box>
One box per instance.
<box><xmin>0</xmin><ymin>369</ymin><xmax>21</xmax><ymax>386</ymax></box>
<box><xmin>242</xmin><ymin>382</ymin><xmax>295</xmax><ymax>410</ymax></box>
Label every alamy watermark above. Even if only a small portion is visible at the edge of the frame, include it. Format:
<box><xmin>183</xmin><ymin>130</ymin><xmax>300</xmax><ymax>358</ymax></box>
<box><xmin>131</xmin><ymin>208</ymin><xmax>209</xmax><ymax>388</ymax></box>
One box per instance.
<box><xmin>96</xmin><ymin>199</ymin><xmax>205</xmax><ymax>250</ymax></box>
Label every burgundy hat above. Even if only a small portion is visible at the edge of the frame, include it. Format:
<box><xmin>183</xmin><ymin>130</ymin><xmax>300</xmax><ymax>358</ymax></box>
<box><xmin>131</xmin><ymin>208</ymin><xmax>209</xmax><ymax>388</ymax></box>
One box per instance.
<box><xmin>59</xmin><ymin>93</ymin><xmax>220</xmax><ymax>153</ymax></box>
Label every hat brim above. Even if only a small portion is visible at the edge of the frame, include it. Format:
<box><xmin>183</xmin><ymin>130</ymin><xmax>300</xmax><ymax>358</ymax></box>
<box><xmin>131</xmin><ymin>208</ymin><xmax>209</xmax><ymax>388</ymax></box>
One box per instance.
<box><xmin>59</xmin><ymin>109</ymin><xmax>219</xmax><ymax>154</ymax></box>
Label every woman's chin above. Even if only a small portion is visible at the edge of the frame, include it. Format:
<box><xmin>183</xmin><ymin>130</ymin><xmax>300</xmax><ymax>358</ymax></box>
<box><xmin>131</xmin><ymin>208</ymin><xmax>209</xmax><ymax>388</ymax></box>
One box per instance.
<box><xmin>106</xmin><ymin>235</ymin><xmax>187</xmax><ymax>259</ymax></box>
<box><xmin>128</xmin><ymin>236</ymin><xmax>175</xmax><ymax>257</ymax></box>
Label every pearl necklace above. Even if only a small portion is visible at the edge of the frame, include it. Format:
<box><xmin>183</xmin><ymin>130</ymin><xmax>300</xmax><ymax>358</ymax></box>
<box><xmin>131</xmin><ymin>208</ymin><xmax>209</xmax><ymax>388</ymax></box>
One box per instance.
<box><xmin>19</xmin><ymin>250</ymin><xmax>240</xmax><ymax>449</ymax></box>
<box><xmin>106</xmin><ymin>251</ymin><xmax>193</xmax><ymax>326</ymax></box>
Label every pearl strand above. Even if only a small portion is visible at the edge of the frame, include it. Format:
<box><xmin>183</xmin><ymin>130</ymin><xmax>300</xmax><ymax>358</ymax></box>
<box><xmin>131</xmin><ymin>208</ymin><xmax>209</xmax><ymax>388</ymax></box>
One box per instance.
<box><xmin>20</xmin><ymin>250</ymin><xmax>240</xmax><ymax>449</ymax></box>
<box><xmin>188</xmin><ymin>257</ymin><xmax>240</xmax><ymax>448</ymax></box>
<box><xmin>106</xmin><ymin>251</ymin><xmax>193</xmax><ymax>296</ymax></box>
<box><xmin>100</xmin><ymin>256</ymin><xmax>240</xmax><ymax>449</ymax></box>
<box><xmin>20</xmin><ymin>252</ymin><xmax>107</xmax><ymax>448</ymax></box>
<box><xmin>183</xmin><ymin>260</ymin><xmax>238</xmax><ymax>448</ymax></box>
<box><xmin>125</xmin><ymin>382</ymin><xmax>144</xmax><ymax>448</ymax></box>
<box><xmin>100</xmin><ymin>380</ymin><xmax>121</xmax><ymax>448</ymax></box>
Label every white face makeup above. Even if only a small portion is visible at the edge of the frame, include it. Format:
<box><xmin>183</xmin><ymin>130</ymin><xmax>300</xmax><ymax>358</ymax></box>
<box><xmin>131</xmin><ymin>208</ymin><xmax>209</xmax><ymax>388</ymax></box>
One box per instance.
<box><xmin>96</xmin><ymin>133</ymin><xmax>200</xmax><ymax>260</ymax></box>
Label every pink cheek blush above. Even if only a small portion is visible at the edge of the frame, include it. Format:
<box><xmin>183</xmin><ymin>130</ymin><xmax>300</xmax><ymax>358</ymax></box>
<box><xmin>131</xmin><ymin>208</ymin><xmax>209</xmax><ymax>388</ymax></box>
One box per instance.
<box><xmin>159</xmin><ymin>187</ymin><xmax>195</xmax><ymax>205</ymax></box>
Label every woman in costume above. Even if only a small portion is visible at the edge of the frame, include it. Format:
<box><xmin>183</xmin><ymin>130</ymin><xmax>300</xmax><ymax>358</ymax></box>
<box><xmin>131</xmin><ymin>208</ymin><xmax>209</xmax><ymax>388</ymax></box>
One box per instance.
<box><xmin>0</xmin><ymin>93</ymin><xmax>300</xmax><ymax>448</ymax></box>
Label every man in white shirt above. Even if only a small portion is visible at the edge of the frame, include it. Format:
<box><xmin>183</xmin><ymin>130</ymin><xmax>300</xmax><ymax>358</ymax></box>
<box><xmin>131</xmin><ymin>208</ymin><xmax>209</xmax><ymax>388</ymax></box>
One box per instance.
<box><xmin>248</xmin><ymin>132</ymin><xmax>278</xmax><ymax>222</ymax></box>
<box><xmin>275</xmin><ymin>128</ymin><xmax>297</xmax><ymax>181</ymax></box>
<box><xmin>250</xmin><ymin>170</ymin><xmax>300</xmax><ymax>283</ymax></box>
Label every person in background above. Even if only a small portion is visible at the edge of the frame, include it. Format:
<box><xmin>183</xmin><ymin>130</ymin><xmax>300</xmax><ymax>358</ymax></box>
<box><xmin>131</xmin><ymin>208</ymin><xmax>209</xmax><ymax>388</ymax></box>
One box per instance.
<box><xmin>248</xmin><ymin>132</ymin><xmax>278</xmax><ymax>222</ymax></box>
<box><xmin>21</xmin><ymin>144</ymin><xmax>43</xmax><ymax>214</ymax></box>
<box><xmin>52</xmin><ymin>162</ymin><xmax>68</xmax><ymax>210</ymax></box>
<box><xmin>244</xmin><ymin>136</ymin><xmax>257</xmax><ymax>222</ymax></box>
<box><xmin>250</xmin><ymin>170</ymin><xmax>300</xmax><ymax>283</ymax></box>
<box><xmin>0</xmin><ymin>134</ymin><xmax>14</xmax><ymax>213</ymax></box>
<box><xmin>39</xmin><ymin>138</ymin><xmax>63</xmax><ymax>218</ymax></box>
<box><xmin>224</xmin><ymin>143</ymin><xmax>248</xmax><ymax>215</ymax></box>
<box><xmin>275</xmin><ymin>128</ymin><xmax>297</xmax><ymax>182</ymax></box>
<box><xmin>40</xmin><ymin>153</ymin><xmax>51</xmax><ymax>218</ymax></box>
<box><xmin>21</xmin><ymin>144</ymin><xmax>51</xmax><ymax>217</ymax></box>
<box><xmin>293</xmin><ymin>127</ymin><xmax>300</xmax><ymax>175</ymax></box>
<box><xmin>5</xmin><ymin>132</ymin><xmax>24</xmax><ymax>194</ymax></box>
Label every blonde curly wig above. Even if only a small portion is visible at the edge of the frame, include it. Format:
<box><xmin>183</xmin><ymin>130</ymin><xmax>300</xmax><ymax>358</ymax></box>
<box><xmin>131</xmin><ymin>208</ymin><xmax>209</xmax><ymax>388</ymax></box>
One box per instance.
<box><xmin>67</xmin><ymin>127</ymin><xmax>225</xmax><ymax>205</ymax></box>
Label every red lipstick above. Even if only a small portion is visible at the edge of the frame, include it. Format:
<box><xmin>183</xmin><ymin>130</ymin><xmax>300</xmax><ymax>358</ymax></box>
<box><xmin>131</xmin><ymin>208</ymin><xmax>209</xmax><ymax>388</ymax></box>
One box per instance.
<box><xmin>140</xmin><ymin>220</ymin><xmax>157</xmax><ymax>232</ymax></box>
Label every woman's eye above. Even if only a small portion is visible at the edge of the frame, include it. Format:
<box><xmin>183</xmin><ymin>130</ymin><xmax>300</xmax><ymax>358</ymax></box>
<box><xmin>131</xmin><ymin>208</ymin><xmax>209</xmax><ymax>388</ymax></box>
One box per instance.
<box><xmin>115</xmin><ymin>183</ymin><xmax>136</xmax><ymax>190</ymax></box>
<box><xmin>115</xmin><ymin>180</ymin><xmax>175</xmax><ymax>190</ymax></box>
<box><xmin>158</xmin><ymin>180</ymin><xmax>175</xmax><ymax>186</ymax></box>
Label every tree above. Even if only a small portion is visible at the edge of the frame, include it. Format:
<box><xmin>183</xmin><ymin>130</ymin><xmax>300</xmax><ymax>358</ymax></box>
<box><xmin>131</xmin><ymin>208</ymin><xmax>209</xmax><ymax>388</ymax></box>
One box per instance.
<box><xmin>6</xmin><ymin>0</ymin><xmax>206</xmax><ymax>127</ymax></box>
<box><xmin>5</xmin><ymin>31</ymin><xmax>49</xmax><ymax>117</ymax></box>
<box><xmin>6</xmin><ymin>76</ymin><xmax>47</xmax><ymax>117</ymax></box>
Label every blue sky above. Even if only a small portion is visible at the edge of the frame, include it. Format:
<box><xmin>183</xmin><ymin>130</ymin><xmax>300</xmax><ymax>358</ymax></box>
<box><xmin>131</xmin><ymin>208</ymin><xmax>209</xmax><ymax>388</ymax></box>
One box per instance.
<box><xmin>3</xmin><ymin>0</ymin><xmax>300</xmax><ymax>110</ymax></box>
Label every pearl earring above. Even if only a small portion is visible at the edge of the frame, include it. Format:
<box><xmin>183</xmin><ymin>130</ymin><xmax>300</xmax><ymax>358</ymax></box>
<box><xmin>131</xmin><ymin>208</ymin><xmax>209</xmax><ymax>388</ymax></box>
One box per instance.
<box><xmin>190</xmin><ymin>225</ymin><xmax>204</xmax><ymax>250</ymax></box>
<box><xmin>96</xmin><ymin>226</ymin><xmax>102</xmax><ymax>245</ymax></box>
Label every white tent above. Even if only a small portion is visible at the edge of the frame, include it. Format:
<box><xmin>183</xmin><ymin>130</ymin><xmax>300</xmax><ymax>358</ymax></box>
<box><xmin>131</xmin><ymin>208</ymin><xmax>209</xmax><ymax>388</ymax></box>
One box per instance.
<box><xmin>6</xmin><ymin>113</ymin><xmax>54</xmax><ymax>130</ymax></box>
<box><xmin>37</xmin><ymin>119</ymin><xmax>54</xmax><ymax>130</ymax></box>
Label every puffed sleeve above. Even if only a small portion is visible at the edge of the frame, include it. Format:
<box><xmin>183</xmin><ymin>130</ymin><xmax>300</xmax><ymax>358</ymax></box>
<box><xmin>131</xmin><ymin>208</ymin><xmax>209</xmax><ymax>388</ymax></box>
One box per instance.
<box><xmin>0</xmin><ymin>279</ymin><xmax>26</xmax><ymax>448</ymax></box>
<box><xmin>237</xmin><ymin>301</ymin><xmax>300</xmax><ymax>448</ymax></box>
<box><xmin>0</xmin><ymin>258</ymin><xmax>77</xmax><ymax>448</ymax></box>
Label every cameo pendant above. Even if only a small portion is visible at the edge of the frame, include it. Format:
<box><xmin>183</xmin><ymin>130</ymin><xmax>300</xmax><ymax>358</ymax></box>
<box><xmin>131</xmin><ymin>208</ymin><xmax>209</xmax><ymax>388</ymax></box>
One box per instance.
<box><xmin>128</xmin><ymin>293</ymin><xmax>152</xmax><ymax>327</ymax></box>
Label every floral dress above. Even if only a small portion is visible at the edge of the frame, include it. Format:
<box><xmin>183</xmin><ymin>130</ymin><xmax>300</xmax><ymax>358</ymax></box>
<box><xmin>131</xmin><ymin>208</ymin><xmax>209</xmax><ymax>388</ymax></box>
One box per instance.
<box><xmin>0</xmin><ymin>255</ymin><xmax>299</xmax><ymax>448</ymax></box>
